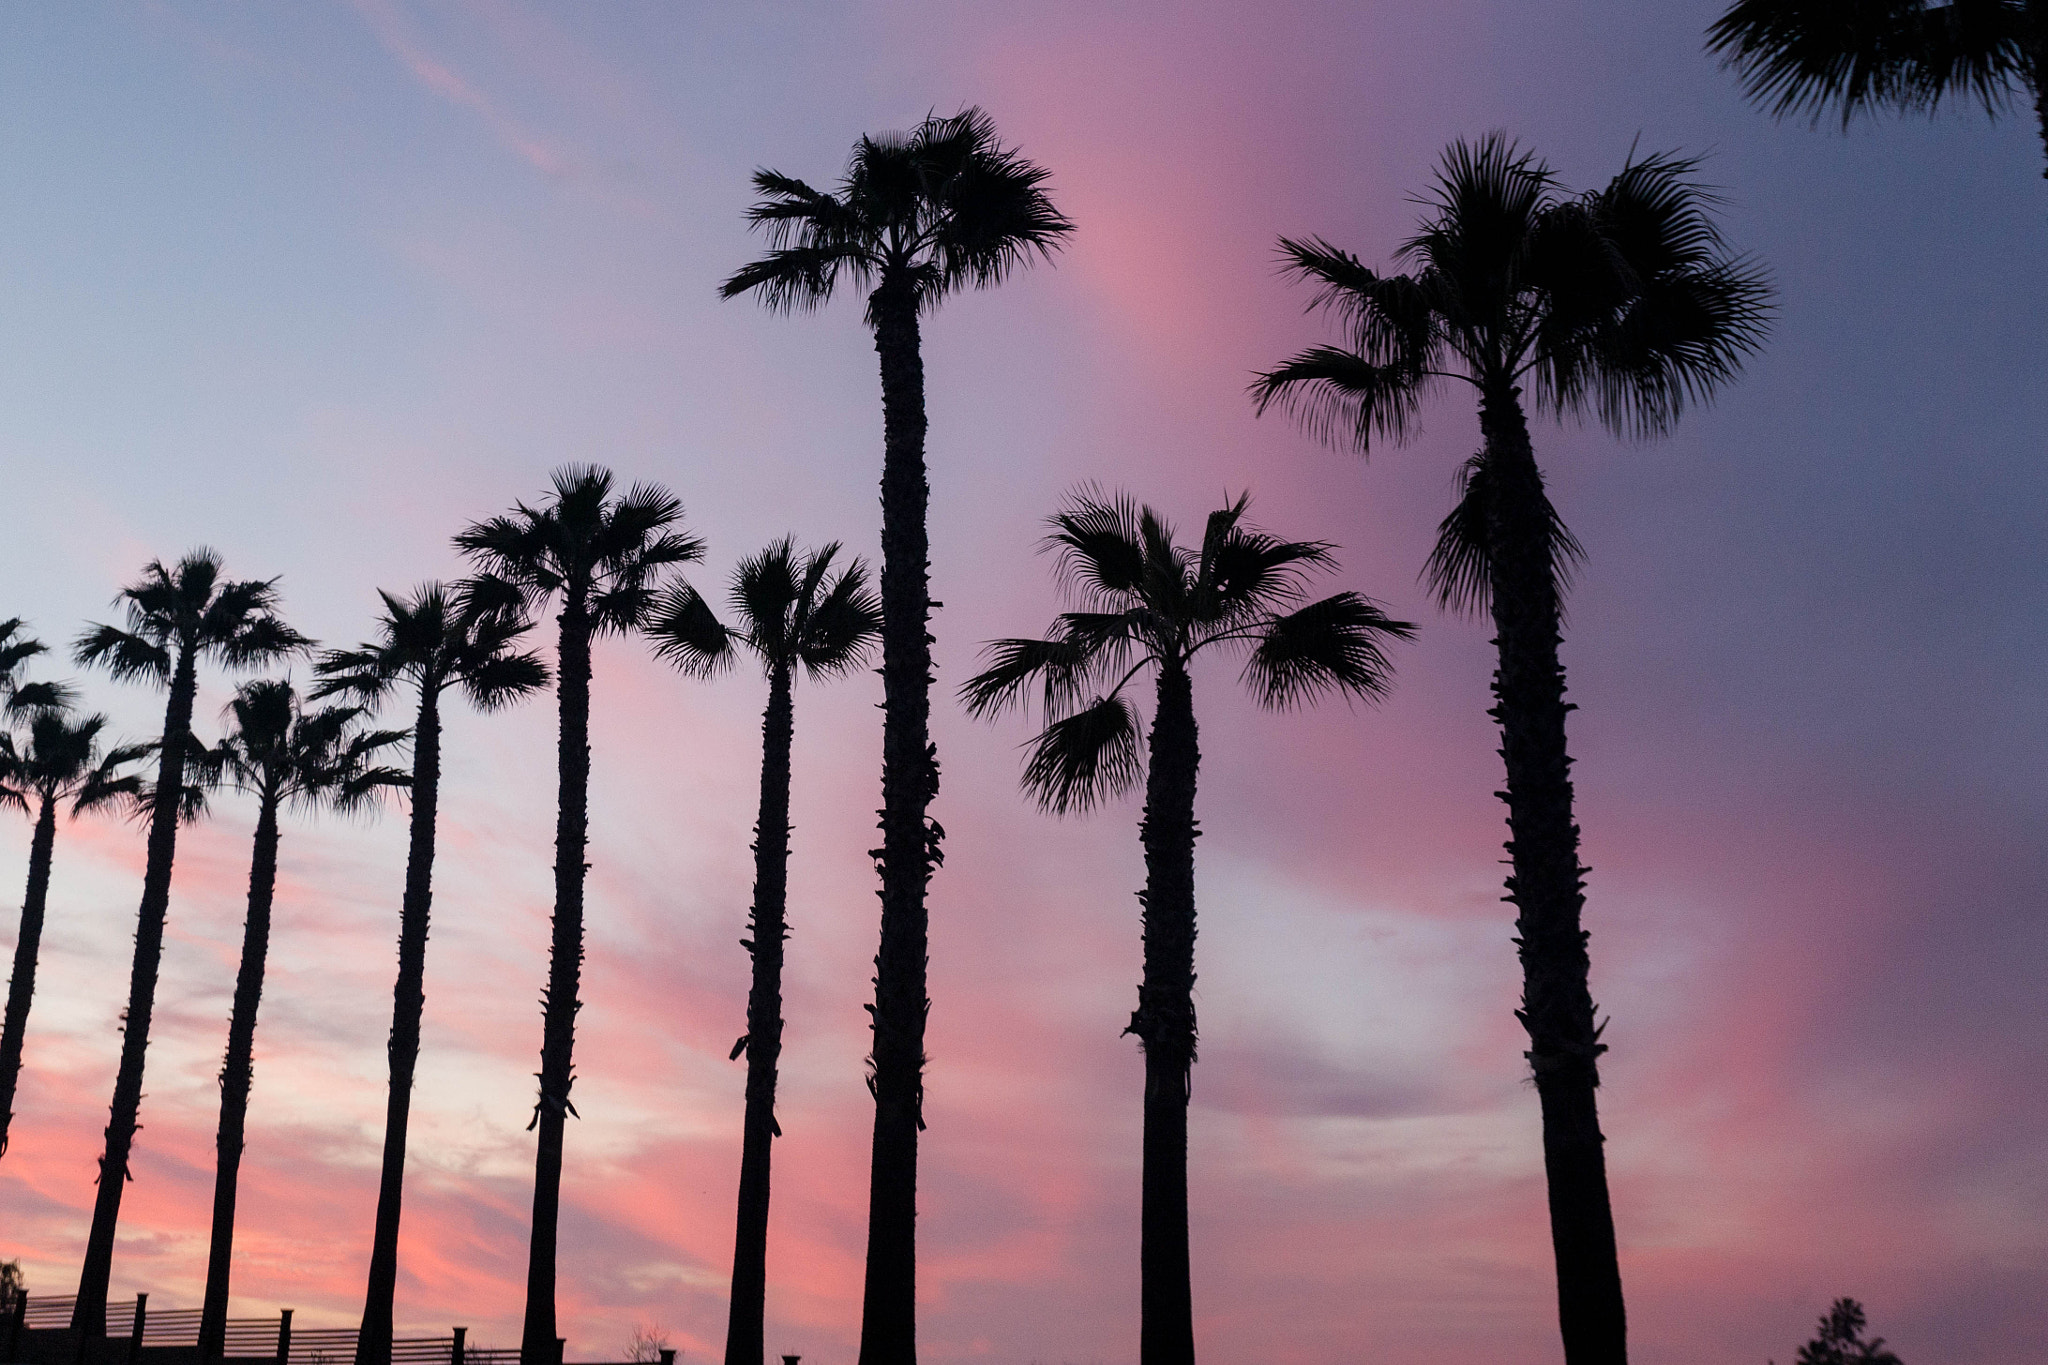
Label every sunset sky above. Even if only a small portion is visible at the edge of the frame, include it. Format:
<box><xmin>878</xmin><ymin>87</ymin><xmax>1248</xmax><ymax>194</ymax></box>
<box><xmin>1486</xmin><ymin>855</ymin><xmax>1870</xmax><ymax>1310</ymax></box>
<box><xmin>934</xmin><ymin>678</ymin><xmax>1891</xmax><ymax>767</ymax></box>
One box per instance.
<box><xmin>2</xmin><ymin>3</ymin><xmax>2045</xmax><ymax>1363</ymax></box>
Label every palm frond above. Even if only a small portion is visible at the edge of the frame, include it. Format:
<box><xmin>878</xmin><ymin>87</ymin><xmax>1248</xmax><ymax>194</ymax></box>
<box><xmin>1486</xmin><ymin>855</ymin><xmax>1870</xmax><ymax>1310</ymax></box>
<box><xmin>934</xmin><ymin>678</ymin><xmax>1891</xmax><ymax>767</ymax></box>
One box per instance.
<box><xmin>73</xmin><ymin>624</ymin><xmax>172</xmax><ymax>683</ymax></box>
<box><xmin>720</xmin><ymin>244</ymin><xmax>874</xmax><ymax>311</ymax></box>
<box><xmin>1706</xmin><ymin>0</ymin><xmax>2027</xmax><ymax>124</ymax></box>
<box><xmin>647</xmin><ymin>584</ymin><xmax>737</xmax><ymax>678</ymax></box>
<box><xmin>1045</xmin><ymin>489</ymin><xmax>1149</xmax><ymax>605</ymax></box>
<box><xmin>1421</xmin><ymin>449</ymin><xmax>1587</xmax><ymax>616</ymax></box>
<box><xmin>961</xmin><ymin>635</ymin><xmax>1101</xmax><ymax>720</ymax></box>
<box><xmin>1020</xmin><ymin>694</ymin><xmax>1144</xmax><ymax>815</ymax></box>
<box><xmin>1251</xmin><ymin>345</ymin><xmax>1436</xmax><ymax>451</ymax></box>
<box><xmin>796</xmin><ymin>555</ymin><xmax>882</xmax><ymax>680</ymax></box>
<box><xmin>1243</xmin><ymin>592</ymin><xmax>1415</xmax><ymax>708</ymax></box>
<box><xmin>4</xmin><ymin>679</ymin><xmax>78</xmax><ymax>720</ymax></box>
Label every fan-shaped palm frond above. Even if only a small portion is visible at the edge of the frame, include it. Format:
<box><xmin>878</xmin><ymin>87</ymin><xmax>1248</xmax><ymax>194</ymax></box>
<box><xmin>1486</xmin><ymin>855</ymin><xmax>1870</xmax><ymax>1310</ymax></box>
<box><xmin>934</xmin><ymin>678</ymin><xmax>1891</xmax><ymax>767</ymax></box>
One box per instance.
<box><xmin>1019</xmin><ymin>694</ymin><xmax>1144</xmax><ymax>815</ymax></box>
<box><xmin>1707</xmin><ymin>0</ymin><xmax>2031</xmax><ymax>125</ymax></box>
<box><xmin>647</xmin><ymin>584</ymin><xmax>737</xmax><ymax>678</ymax></box>
<box><xmin>1244</xmin><ymin>592</ymin><xmax>1415</xmax><ymax>707</ymax></box>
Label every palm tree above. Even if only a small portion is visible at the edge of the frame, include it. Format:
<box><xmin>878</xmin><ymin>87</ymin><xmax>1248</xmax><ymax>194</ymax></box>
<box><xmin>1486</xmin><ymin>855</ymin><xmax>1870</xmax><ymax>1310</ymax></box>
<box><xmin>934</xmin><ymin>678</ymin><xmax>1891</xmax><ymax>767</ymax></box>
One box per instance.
<box><xmin>0</xmin><ymin>705</ymin><xmax>147</xmax><ymax>1159</ymax></box>
<box><xmin>1707</xmin><ymin>0</ymin><xmax>2048</xmax><ymax>179</ymax></box>
<box><xmin>720</xmin><ymin>106</ymin><xmax>1071</xmax><ymax>1365</ymax></box>
<box><xmin>195</xmin><ymin>681</ymin><xmax>405</xmax><ymax>1358</ymax></box>
<box><xmin>314</xmin><ymin>583</ymin><xmax>549</xmax><ymax>1365</ymax></box>
<box><xmin>1251</xmin><ymin>136</ymin><xmax>1771</xmax><ymax>1365</ymax></box>
<box><xmin>961</xmin><ymin>490</ymin><xmax>1411</xmax><ymax>1365</ymax></box>
<box><xmin>455</xmin><ymin>467</ymin><xmax>702</xmax><ymax>1365</ymax></box>
<box><xmin>648</xmin><ymin>540</ymin><xmax>881</xmax><ymax>1365</ymax></box>
<box><xmin>68</xmin><ymin>550</ymin><xmax>308</xmax><ymax>1337</ymax></box>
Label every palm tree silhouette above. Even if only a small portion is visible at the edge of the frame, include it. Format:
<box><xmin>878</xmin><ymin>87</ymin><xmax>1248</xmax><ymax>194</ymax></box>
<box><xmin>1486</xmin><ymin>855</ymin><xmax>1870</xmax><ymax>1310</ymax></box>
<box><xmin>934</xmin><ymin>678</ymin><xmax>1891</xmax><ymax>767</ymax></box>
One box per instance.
<box><xmin>196</xmin><ymin>680</ymin><xmax>406</xmax><ymax>1359</ymax></box>
<box><xmin>0</xmin><ymin>621</ymin><xmax>51</xmax><ymax>704</ymax></box>
<box><xmin>315</xmin><ymin>582</ymin><xmax>549</xmax><ymax>1365</ymax></box>
<box><xmin>68</xmin><ymin>550</ymin><xmax>307</xmax><ymax>1337</ymax></box>
<box><xmin>0</xmin><ymin>702</ymin><xmax>147</xmax><ymax>1159</ymax></box>
<box><xmin>1252</xmin><ymin>136</ymin><xmax>1770</xmax><ymax>1365</ymax></box>
<box><xmin>648</xmin><ymin>540</ymin><xmax>881</xmax><ymax>1365</ymax></box>
<box><xmin>720</xmin><ymin>107</ymin><xmax>1071</xmax><ymax>1364</ymax></box>
<box><xmin>1708</xmin><ymin>0</ymin><xmax>2048</xmax><ymax>178</ymax></box>
<box><xmin>962</xmin><ymin>490</ymin><xmax>1411</xmax><ymax>1365</ymax></box>
<box><xmin>455</xmin><ymin>468</ymin><xmax>702</xmax><ymax>1365</ymax></box>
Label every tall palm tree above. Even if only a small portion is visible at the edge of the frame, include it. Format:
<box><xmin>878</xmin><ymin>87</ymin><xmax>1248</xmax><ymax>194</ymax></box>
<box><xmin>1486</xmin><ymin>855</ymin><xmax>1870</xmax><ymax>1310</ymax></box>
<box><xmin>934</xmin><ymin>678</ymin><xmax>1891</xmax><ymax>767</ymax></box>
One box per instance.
<box><xmin>961</xmin><ymin>491</ymin><xmax>1411</xmax><ymax>1365</ymax></box>
<box><xmin>648</xmin><ymin>540</ymin><xmax>881</xmax><ymax>1365</ymax></box>
<box><xmin>69</xmin><ymin>550</ymin><xmax>308</xmax><ymax>1337</ymax></box>
<box><xmin>1251</xmin><ymin>136</ymin><xmax>1771</xmax><ymax>1365</ymax></box>
<box><xmin>720</xmin><ymin>107</ymin><xmax>1071</xmax><ymax>1365</ymax></box>
<box><xmin>196</xmin><ymin>681</ymin><xmax>406</xmax><ymax>1359</ymax></box>
<box><xmin>314</xmin><ymin>583</ymin><xmax>549</xmax><ymax>1365</ymax></box>
<box><xmin>455</xmin><ymin>467</ymin><xmax>702</xmax><ymax>1365</ymax></box>
<box><xmin>1707</xmin><ymin>0</ymin><xmax>2048</xmax><ymax>178</ymax></box>
<box><xmin>0</xmin><ymin>705</ymin><xmax>147</xmax><ymax>1159</ymax></box>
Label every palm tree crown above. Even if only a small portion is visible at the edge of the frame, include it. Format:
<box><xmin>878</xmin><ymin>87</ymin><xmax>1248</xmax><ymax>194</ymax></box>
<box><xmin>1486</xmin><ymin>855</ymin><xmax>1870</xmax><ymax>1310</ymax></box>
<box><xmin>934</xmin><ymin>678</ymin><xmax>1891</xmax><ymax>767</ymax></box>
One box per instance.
<box><xmin>313</xmin><ymin>581</ymin><xmax>549</xmax><ymax>713</ymax></box>
<box><xmin>210</xmin><ymin>679</ymin><xmax>409</xmax><ymax>815</ymax></box>
<box><xmin>1252</xmin><ymin>134</ymin><xmax>1771</xmax><ymax>451</ymax></box>
<box><xmin>75</xmin><ymin>551</ymin><xmax>309</xmax><ymax>684</ymax></box>
<box><xmin>1707</xmin><ymin>0</ymin><xmax>2044</xmax><ymax>151</ymax></box>
<box><xmin>963</xmin><ymin>491</ymin><xmax>1413</xmax><ymax>812</ymax></box>
<box><xmin>455</xmin><ymin>467</ymin><xmax>704</xmax><ymax>625</ymax></box>
<box><xmin>0</xmin><ymin>710</ymin><xmax>145</xmax><ymax>819</ymax></box>
<box><xmin>650</xmin><ymin>538</ymin><xmax>881</xmax><ymax>681</ymax></box>
<box><xmin>719</xmin><ymin>106</ymin><xmax>1074</xmax><ymax>318</ymax></box>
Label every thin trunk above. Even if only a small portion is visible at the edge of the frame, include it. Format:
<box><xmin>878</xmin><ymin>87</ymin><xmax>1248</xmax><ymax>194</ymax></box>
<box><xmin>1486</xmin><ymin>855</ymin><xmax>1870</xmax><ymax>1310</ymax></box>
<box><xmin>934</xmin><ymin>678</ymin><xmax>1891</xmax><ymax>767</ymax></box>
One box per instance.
<box><xmin>724</xmin><ymin>665</ymin><xmax>794</xmax><ymax>1365</ymax></box>
<box><xmin>355</xmin><ymin>689</ymin><xmax>442</xmax><ymax>1365</ymax></box>
<box><xmin>0</xmin><ymin>793</ymin><xmax>60</xmax><ymax>1158</ymax></box>
<box><xmin>198</xmin><ymin>794</ymin><xmax>282</xmax><ymax>1359</ymax></box>
<box><xmin>521</xmin><ymin>598</ymin><xmax>592</xmax><ymax>1365</ymax></box>
<box><xmin>1128</xmin><ymin>665</ymin><xmax>1200</xmax><ymax>1365</ymax></box>
<box><xmin>858</xmin><ymin>274</ymin><xmax>936</xmax><ymax>1365</ymax></box>
<box><xmin>74</xmin><ymin>648</ymin><xmax>197</xmax><ymax>1337</ymax></box>
<box><xmin>1478</xmin><ymin>383</ymin><xmax>1625</xmax><ymax>1365</ymax></box>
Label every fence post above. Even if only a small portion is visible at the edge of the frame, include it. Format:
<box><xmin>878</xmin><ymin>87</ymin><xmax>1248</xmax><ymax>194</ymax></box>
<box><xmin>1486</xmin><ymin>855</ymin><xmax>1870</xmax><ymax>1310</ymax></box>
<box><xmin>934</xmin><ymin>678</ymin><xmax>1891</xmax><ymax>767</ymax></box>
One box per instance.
<box><xmin>657</xmin><ymin>1353</ymin><xmax>674</xmax><ymax>1365</ymax></box>
<box><xmin>450</xmin><ymin>1328</ymin><xmax>465</xmax><ymax>1365</ymax></box>
<box><xmin>275</xmin><ymin>1311</ymin><xmax>293</xmax><ymax>1365</ymax></box>
<box><xmin>126</xmin><ymin>1294</ymin><xmax>147</xmax><ymax>1365</ymax></box>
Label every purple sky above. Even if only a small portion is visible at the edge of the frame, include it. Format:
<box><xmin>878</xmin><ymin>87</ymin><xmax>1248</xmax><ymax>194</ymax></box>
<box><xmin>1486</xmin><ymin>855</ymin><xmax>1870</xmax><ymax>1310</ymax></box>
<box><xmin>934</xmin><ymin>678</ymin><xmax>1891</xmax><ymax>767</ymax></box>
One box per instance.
<box><xmin>2</xmin><ymin>3</ymin><xmax>2045</xmax><ymax>1362</ymax></box>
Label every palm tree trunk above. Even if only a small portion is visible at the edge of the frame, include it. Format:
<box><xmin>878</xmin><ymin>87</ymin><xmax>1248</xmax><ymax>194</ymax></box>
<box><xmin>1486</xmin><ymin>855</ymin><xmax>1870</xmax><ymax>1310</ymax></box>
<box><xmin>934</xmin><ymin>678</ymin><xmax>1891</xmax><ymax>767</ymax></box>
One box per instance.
<box><xmin>1129</xmin><ymin>665</ymin><xmax>1200</xmax><ymax>1365</ymax></box>
<box><xmin>858</xmin><ymin>274</ymin><xmax>936</xmax><ymax>1365</ymax></box>
<box><xmin>0</xmin><ymin>793</ymin><xmax>59</xmax><ymax>1159</ymax></box>
<box><xmin>199</xmin><ymin>795</ymin><xmax>282</xmax><ymax>1359</ymax></box>
<box><xmin>724</xmin><ymin>665</ymin><xmax>794</xmax><ymax>1365</ymax></box>
<box><xmin>355</xmin><ymin>690</ymin><xmax>442</xmax><ymax>1365</ymax></box>
<box><xmin>1478</xmin><ymin>383</ymin><xmax>1625</xmax><ymax>1365</ymax></box>
<box><xmin>74</xmin><ymin>648</ymin><xmax>197</xmax><ymax>1338</ymax></box>
<box><xmin>521</xmin><ymin>598</ymin><xmax>592</xmax><ymax>1365</ymax></box>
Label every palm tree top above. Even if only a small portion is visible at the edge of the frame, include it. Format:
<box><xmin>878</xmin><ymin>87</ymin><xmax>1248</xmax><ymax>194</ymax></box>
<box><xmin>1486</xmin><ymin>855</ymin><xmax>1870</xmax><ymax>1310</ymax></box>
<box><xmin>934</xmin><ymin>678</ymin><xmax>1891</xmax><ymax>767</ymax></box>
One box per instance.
<box><xmin>720</xmin><ymin>105</ymin><xmax>1074</xmax><ymax>319</ymax></box>
<box><xmin>72</xmin><ymin>549</ymin><xmax>310</xmax><ymax>684</ymax></box>
<box><xmin>211</xmin><ymin>679</ymin><xmax>409</xmax><ymax>816</ymax></box>
<box><xmin>454</xmin><ymin>466</ymin><xmax>704</xmax><ymax>636</ymax></box>
<box><xmin>963</xmin><ymin>489</ymin><xmax>1414</xmax><ymax>812</ymax></box>
<box><xmin>1252</xmin><ymin>134</ymin><xmax>1773</xmax><ymax>448</ymax></box>
<box><xmin>0</xmin><ymin>706</ymin><xmax>147</xmax><ymax>818</ymax></box>
<box><xmin>649</xmin><ymin>537</ymin><xmax>881</xmax><ymax>682</ymax></box>
<box><xmin>312</xmin><ymin>580</ymin><xmax>550</xmax><ymax>712</ymax></box>
<box><xmin>1706</xmin><ymin>0</ymin><xmax>2034</xmax><ymax>125</ymax></box>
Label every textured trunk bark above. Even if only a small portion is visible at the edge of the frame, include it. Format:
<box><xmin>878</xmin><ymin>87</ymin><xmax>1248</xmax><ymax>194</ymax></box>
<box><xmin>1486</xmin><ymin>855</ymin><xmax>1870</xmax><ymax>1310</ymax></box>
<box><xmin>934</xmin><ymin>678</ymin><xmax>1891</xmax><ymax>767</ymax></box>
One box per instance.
<box><xmin>0</xmin><ymin>794</ymin><xmax>59</xmax><ymax>1159</ymax></box>
<box><xmin>355</xmin><ymin>690</ymin><xmax>442</xmax><ymax>1365</ymax></box>
<box><xmin>724</xmin><ymin>665</ymin><xmax>794</xmax><ymax>1365</ymax></box>
<box><xmin>1478</xmin><ymin>383</ymin><xmax>1626</xmax><ymax>1365</ymax></box>
<box><xmin>1129</xmin><ymin>665</ymin><xmax>1200</xmax><ymax>1365</ymax></box>
<box><xmin>858</xmin><ymin>275</ymin><xmax>935</xmax><ymax>1365</ymax></box>
<box><xmin>74</xmin><ymin>648</ymin><xmax>197</xmax><ymax>1338</ymax></box>
<box><xmin>199</xmin><ymin>795</ymin><xmax>282</xmax><ymax>1359</ymax></box>
<box><xmin>521</xmin><ymin>597</ymin><xmax>591</xmax><ymax>1365</ymax></box>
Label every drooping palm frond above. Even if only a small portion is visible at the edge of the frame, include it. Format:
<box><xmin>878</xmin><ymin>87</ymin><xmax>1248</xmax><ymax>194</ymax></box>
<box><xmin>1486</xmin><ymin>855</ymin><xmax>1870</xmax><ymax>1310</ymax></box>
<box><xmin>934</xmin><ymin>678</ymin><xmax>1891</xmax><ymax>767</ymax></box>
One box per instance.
<box><xmin>1019</xmin><ymin>694</ymin><xmax>1144</xmax><ymax>815</ymax></box>
<box><xmin>1243</xmin><ymin>592</ymin><xmax>1415</xmax><ymax>708</ymax></box>
<box><xmin>1421</xmin><ymin>450</ymin><xmax>1587</xmax><ymax>617</ymax></box>
<box><xmin>1706</xmin><ymin>0</ymin><xmax>2030</xmax><ymax>124</ymax></box>
<box><xmin>960</xmin><ymin>636</ymin><xmax>1100</xmax><ymax>720</ymax></box>
<box><xmin>5</xmin><ymin>679</ymin><xmax>78</xmax><ymax>720</ymax></box>
<box><xmin>1251</xmin><ymin>343</ymin><xmax>1438</xmax><ymax>451</ymax></box>
<box><xmin>0</xmin><ymin>619</ymin><xmax>47</xmax><ymax>691</ymax></box>
<box><xmin>72</xmin><ymin>625</ymin><xmax>172</xmax><ymax>682</ymax></box>
<box><xmin>794</xmin><ymin>552</ymin><xmax>881</xmax><ymax>679</ymax></box>
<box><xmin>647</xmin><ymin>583</ymin><xmax>737</xmax><ymax>679</ymax></box>
<box><xmin>1045</xmin><ymin>490</ymin><xmax>1149</xmax><ymax>605</ymax></box>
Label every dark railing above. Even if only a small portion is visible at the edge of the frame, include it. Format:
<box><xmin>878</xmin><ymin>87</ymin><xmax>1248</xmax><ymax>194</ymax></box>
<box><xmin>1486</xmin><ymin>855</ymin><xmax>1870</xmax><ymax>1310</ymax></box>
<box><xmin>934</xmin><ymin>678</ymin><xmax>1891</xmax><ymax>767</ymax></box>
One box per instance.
<box><xmin>0</xmin><ymin>1296</ymin><xmax>691</xmax><ymax>1365</ymax></box>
